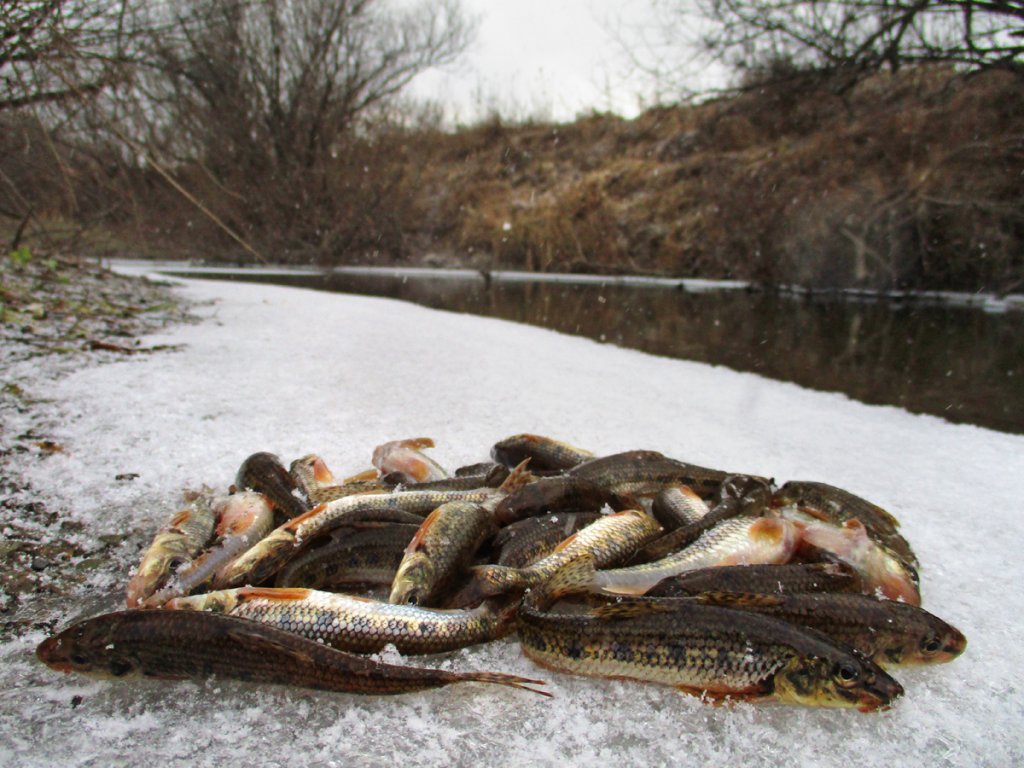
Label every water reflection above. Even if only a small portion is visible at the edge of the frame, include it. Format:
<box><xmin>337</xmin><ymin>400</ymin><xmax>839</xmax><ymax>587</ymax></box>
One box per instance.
<box><xmin>172</xmin><ymin>270</ymin><xmax>1024</xmax><ymax>434</ymax></box>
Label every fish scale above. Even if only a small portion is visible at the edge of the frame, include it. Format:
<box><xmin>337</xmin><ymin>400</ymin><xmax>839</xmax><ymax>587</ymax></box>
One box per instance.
<box><xmin>517</xmin><ymin>574</ymin><xmax>903</xmax><ymax>710</ymax></box>
<box><xmin>37</xmin><ymin>609</ymin><xmax>548</xmax><ymax>696</ymax></box>
<box><xmin>168</xmin><ymin>587</ymin><xmax>515</xmax><ymax>655</ymax></box>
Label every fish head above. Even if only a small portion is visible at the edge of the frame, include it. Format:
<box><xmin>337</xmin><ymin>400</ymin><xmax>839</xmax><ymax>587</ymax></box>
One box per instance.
<box><xmin>773</xmin><ymin>651</ymin><xmax>904</xmax><ymax>712</ymax></box>
<box><xmin>36</xmin><ymin>616</ymin><xmax>138</xmax><ymax>679</ymax></box>
<box><xmin>388</xmin><ymin>555</ymin><xmax>435</xmax><ymax>606</ymax></box>
<box><xmin>124</xmin><ymin>543</ymin><xmax>190</xmax><ymax>609</ymax></box>
<box><xmin>884</xmin><ymin>615</ymin><xmax>967</xmax><ymax>667</ymax></box>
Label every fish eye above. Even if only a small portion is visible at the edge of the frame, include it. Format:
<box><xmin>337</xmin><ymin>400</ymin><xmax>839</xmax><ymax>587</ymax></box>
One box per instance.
<box><xmin>920</xmin><ymin>634</ymin><xmax>942</xmax><ymax>654</ymax></box>
<box><xmin>70</xmin><ymin>653</ymin><xmax>90</xmax><ymax>666</ymax></box>
<box><xmin>832</xmin><ymin>661</ymin><xmax>860</xmax><ymax>685</ymax></box>
<box><xmin>108</xmin><ymin>658</ymin><xmax>134</xmax><ymax>677</ymax></box>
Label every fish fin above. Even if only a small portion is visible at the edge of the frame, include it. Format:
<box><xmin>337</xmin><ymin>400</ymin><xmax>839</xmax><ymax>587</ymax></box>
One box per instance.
<box><xmin>168</xmin><ymin>509</ymin><xmax>192</xmax><ymax>530</ymax></box>
<box><xmin>531</xmin><ymin>554</ymin><xmax>596</xmax><ymax>605</ymax></box>
<box><xmin>591</xmin><ymin>600</ymin><xmax>680</xmax><ymax>619</ymax></box>
<box><xmin>691</xmin><ymin>591</ymin><xmax>785</xmax><ymax>608</ymax></box>
<box><xmin>461</xmin><ymin>672</ymin><xmax>551</xmax><ymax>697</ymax></box>
<box><xmin>399</xmin><ymin>437</ymin><xmax>435</xmax><ymax>450</ymax></box>
<box><xmin>311</xmin><ymin>457</ymin><xmax>337</xmax><ymax>485</ymax></box>
<box><xmin>405</xmin><ymin>507</ymin><xmax>444</xmax><ymax>555</ymax></box>
<box><xmin>796</xmin><ymin>504</ymin><xmax>833</xmax><ymax>523</ymax></box>
<box><xmin>342</xmin><ymin>468</ymin><xmax>380</xmax><ymax>483</ymax></box>
<box><xmin>283</xmin><ymin>504</ymin><xmax>327</xmax><ymax>532</ymax></box>
<box><xmin>236</xmin><ymin>587</ymin><xmax>312</xmax><ymax>602</ymax></box>
<box><xmin>224</xmin><ymin>624</ymin><xmax>315</xmax><ymax>666</ymax></box>
<box><xmin>677</xmin><ymin>684</ymin><xmax>768</xmax><ymax>705</ymax></box>
<box><xmin>472</xmin><ymin>565</ymin><xmax>524</xmax><ymax>597</ymax></box>
<box><xmin>497</xmin><ymin>459</ymin><xmax>535</xmax><ymax>494</ymax></box>
<box><xmin>551</xmin><ymin>531</ymin><xmax>579</xmax><ymax>553</ymax></box>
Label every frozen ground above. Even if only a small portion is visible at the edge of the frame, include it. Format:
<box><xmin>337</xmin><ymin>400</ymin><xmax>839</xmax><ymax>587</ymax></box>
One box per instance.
<box><xmin>1</xmin><ymin>270</ymin><xmax>1022</xmax><ymax>767</ymax></box>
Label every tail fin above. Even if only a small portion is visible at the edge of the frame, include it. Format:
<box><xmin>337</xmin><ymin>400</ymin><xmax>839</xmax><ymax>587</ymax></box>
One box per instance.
<box><xmin>497</xmin><ymin>459</ymin><xmax>536</xmax><ymax>494</ymax></box>
<box><xmin>469</xmin><ymin>564</ymin><xmax>527</xmax><ymax>598</ymax></box>
<box><xmin>525</xmin><ymin>554</ymin><xmax>597</xmax><ymax>611</ymax></box>
<box><xmin>460</xmin><ymin>671</ymin><xmax>551</xmax><ymax>698</ymax></box>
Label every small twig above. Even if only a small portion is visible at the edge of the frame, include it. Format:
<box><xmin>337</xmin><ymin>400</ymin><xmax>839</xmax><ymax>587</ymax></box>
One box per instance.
<box><xmin>11</xmin><ymin>208</ymin><xmax>33</xmax><ymax>251</ymax></box>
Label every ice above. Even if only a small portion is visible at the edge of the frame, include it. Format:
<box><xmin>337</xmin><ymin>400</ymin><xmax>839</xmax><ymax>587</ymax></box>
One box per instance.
<box><xmin>2</xmin><ymin>269</ymin><xmax>1023</xmax><ymax>766</ymax></box>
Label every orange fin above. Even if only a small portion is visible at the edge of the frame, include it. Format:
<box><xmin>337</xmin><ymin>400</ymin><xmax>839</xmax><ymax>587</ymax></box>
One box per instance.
<box><xmin>398</xmin><ymin>437</ymin><xmax>435</xmax><ymax>450</ymax></box>
<box><xmin>797</xmin><ymin>504</ymin><xmax>833</xmax><ymax>523</ymax></box>
<box><xmin>497</xmin><ymin>459</ymin><xmax>535</xmax><ymax>493</ymax></box>
<box><xmin>311</xmin><ymin>456</ymin><xmax>337</xmax><ymax>485</ymax></box>
<box><xmin>284</xmin><ymin>503</ymin><xmax>327</xmax><ymax>531</ymax></box>
<box><xmin>343</xmin><ymin>468</ymin><xmax>379</xmax><ymax>483</ymax></box>
<box><xmin>168</xmin><ymin>509</ymin><xmax>191</xmax><ymax>528</ymax></box>
<box><xmin>405</xmin><ymin>507</ymin><xmax>443</xmax><ymax>554</ymax></box>
<box><xmin>236</xmin><ymin>587</ymin><xmax>312</xmax><ymax>602</ymax></box>
<box><xmin>551</xmin><ymin>531</ymin><xmax>579</xmax><ymax>553</ymax></box>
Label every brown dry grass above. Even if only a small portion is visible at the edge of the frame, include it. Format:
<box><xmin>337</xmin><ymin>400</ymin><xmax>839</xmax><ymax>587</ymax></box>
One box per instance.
<box><xmin>407</xmin><ymin>66</ymin><xmax>1023</xmax><ymax>292</ymax></box>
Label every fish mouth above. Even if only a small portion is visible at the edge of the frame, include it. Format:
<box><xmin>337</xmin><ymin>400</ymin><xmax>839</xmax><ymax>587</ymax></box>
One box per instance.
<box><xmin>855</xmin><ymin>674</ymin><xmax>905</xmax><ymax>713</ymax></box>
<box><xmin>35</xmin><ymin>636</ymin><xmax>72</xmax><ymax>672</ymax></box>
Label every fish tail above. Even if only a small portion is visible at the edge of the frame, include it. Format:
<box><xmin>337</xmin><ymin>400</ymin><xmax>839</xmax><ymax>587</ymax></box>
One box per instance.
<box><xmin>461</xmin><ymin>671</ymin><xmax>552</xmax><ymax>697</ymax></box>
<box><xmin>497</xmin><ymin>459</ymin><xmax>536</xmax><ymax>494</ymax></box>
<box><xmin>528</xmin><ymin>555</ymin><xmax>597</xmax><ymax>610</ymax></box>
<box><xmin>472</xmin><ymin>565</ymin><xmax>527</xmax><ymax>597</ymax></box>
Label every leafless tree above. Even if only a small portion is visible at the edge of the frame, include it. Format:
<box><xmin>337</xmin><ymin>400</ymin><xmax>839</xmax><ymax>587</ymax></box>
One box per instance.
<box><xmin>696</xmin><ymin>1</ymin><xmax>1023</xmax><ymax>88</ymax></box>
<box><xmin>0</xmin><ymin>1</ymin><xmax>145</xmax><ymax>111</ymax></box>
<box><xmin>124</xmin><ymin>0</ymin><xmax>473</xmax><ymax>260</ymax></box>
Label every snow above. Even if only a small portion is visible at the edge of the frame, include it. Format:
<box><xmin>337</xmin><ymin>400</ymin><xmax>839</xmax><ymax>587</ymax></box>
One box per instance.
<box><xmin>2</xmin><ymin>270</ymin><xmax>1023</xmax><ymax>767</ymax></box>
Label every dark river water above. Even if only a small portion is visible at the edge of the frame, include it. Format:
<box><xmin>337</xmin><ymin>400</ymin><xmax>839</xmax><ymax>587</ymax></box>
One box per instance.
<box><xmin>163</xmin><ymin>268</ymin><xmax>1024</xmax><ymax>435</ymax></box>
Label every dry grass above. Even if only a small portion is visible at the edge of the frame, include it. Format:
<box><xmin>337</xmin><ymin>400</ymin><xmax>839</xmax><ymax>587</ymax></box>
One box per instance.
<box><xmin>408</xmin><ymin>66</ymin><xmax>1023</xmax><ymax>292</ymax></box>
<box><xmin>3</xmin><ymin>66</ymin><xmax>1021</xmax><ymax>291</ymax></box>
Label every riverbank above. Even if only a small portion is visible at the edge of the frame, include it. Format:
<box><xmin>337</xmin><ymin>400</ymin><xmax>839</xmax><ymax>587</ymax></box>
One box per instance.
<box><xmin>1</xmin><ymin>268</ymin><xmax>1022</xmax><ymax>766</ymax></box>
<box><xmin>0</xmin><ymin>254</ymin><xmax>194</xmax><ymax>639</ymax></box>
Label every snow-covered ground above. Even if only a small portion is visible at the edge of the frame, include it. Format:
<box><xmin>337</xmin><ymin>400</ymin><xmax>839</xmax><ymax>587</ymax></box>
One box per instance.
<box><xmin>2</xmin><ymin>271</ymin><xmax>1022</xmax><ymax>767</ymax></box>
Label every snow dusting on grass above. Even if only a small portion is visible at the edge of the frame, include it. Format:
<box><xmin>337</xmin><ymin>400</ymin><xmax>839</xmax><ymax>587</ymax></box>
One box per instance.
<box><xmin>2</xmin><ymin>269</ymin><xmax>1022</xmax><ymax>767</ymax></box>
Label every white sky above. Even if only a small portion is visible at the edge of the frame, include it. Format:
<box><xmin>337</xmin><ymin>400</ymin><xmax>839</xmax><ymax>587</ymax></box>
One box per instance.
<box><xmin>408</xmin><ymin>0</ymin><xmax>725</xmax><ymax>124</ymax></box>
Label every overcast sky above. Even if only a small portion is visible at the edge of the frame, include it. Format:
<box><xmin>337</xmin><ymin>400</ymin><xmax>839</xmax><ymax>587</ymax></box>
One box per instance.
<box><xmin>408</xmin><ymin>0</ymin><xmax>725</xmax><ymax>124</ymax></box>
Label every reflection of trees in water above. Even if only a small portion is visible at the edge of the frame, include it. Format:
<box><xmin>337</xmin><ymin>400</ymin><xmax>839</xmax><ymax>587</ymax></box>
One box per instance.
<box><xmin>202</xmin><ymin>272</ymin><xmax>1024</xmax><ymax>434</ymax></box>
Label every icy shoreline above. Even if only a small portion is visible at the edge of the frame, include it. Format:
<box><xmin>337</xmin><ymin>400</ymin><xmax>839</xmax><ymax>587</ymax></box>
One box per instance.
<box><xmin>2</xmin><ymin>270</ymin><xmax>1022</xmax><ymax>767</ymax></box>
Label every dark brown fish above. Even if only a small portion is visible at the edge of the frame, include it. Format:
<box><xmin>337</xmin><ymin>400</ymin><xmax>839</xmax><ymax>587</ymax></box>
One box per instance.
<box><xmin>236</xmin><ymin>452</ymin><xmax>309</xmax><ymax>519</ymax></box>
<box><xmin>494</xmin><ymin>476</ymin><xmax>620</xmax><ymax>526</ymax></box>
<box><xmin>679</xmin><ymin>590</ymin><xmax>967</xmax><ymax>667</ymax></box>
<box><xmin>645</xmin><ymin>562</ymin><xmax>863</xmax><ymax>597</ymax></box>
<box><xmin>517</xmin><ymin>557</ymin><xmax>902</xmax><ymax>711</ymax></box>
<box><xmin>37</xmin><ymin>609</ymin><xmax>549</xmax><ymax>696</ymax></box>
<box><xmin>491</xmin><ymin>433</ymin><xmax>595</xmax><ymax>471</ymax></box>
<box><xmin>274</xmin><ymin>524</ymin><xmax>418</xmax><ymax>589</ymax></box>
<box><xmin>567</xmin><ymin>450</ymin><xmax>739</xmax><ymax>499</ymax></box>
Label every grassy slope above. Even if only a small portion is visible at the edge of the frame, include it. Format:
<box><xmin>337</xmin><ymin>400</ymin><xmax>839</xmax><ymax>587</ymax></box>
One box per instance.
<box><xmin>406</xmin><ymin>67</ymin><xmax>1023</xmax><ymax>292</ymax></box>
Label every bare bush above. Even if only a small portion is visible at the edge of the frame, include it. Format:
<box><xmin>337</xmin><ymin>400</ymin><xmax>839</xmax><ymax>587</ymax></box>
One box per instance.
<box><xmin>123</xmin><ymin>0</ymin><xmax>473</xmax><ymax>262</ymax></box>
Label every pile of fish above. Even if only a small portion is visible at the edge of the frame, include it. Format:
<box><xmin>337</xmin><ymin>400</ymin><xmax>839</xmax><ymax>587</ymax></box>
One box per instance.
<box><xmin>37</xmin><ymin>435</ymin><xmax>966</xmax><ymax>712</ymax></box>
